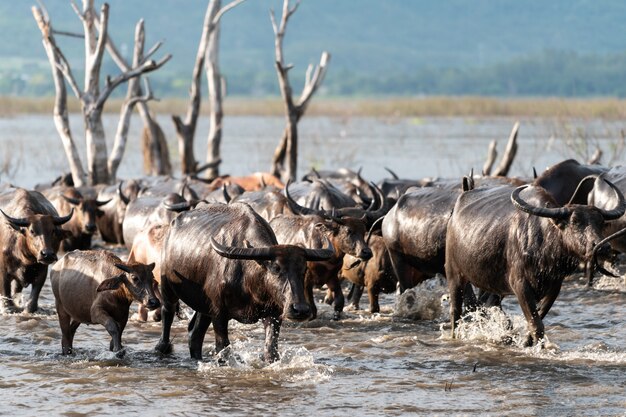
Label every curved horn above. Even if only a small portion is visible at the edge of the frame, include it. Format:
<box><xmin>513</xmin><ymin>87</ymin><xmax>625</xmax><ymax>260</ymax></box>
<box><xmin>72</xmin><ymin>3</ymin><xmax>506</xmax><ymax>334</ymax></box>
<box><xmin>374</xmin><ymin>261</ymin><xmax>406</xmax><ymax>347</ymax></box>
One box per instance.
<box><xmin>366</xmin><ymin>215</ymin><xmax>385</xmax><ymax>245</ymax></box>
<box><xmin>357</xmin><ymin>167</ymin><xmax>363</xmax><ymax>177</ymax></box>
<box><xmin>511</xmin><ymin>186</ymin><xmax>571</xmax><ymax>219</ymax></box>
<box><xmin>222</xmin><ymin>184</ymin><xmax>232</xmax><ymax>203</ymax></box>
<box><xmin>304</xmin><ymin>237</ymin><xmax>335</xmax><ymax>261</ymax></box>
<box><xmin>567</xmin><ymin>175</ymin><xmax>598</xmax><ymax>205</ymax></box>
<box><xmin>284</xmin><ymin>180</ymin><xmax>321</xmax><ymax>217</ymax></box>
<box><xmin>384</xmin><ymin>167</ymin><xmax>399</xmax><ymax>180</ymax></box>
<box><xmin>311</xmin><ymin>167</ymin><xmax>321</xmax><ymax>178</ymax></box>
<box><xmin>62</xmin><ymin>195</ymin><xmax>82</xmax><ymax>205</ymax></box>
<box><xmin>53</xmin><ymin>208</ymin><xmax>74</xmax><ymax>225</ymax></box>
<box><xmin>597</xmin><ymin>179</ymin><xmax>626</xmax><ymax>220</ymax></box>
<box><xmin>533</xmin><ymin>167</ymin><xmax>538</xmax><ymax>179</ymax></box>
<box><xmin>114</xmin><ymin>263</ymin><xmax>133</xmax><ymax>274</ymax></box>
<box><xmin>117</xmin><ymin>181</ymin><xmax>130</xmax><ymax>205</ymax></box>
<box><xmin>210</xmin><ymin>237</ymin><xmax>274</xmax><ymax>261</ymax></box>
<box><xmin>363</xmin><ymin>181</ymin><xmax>389</xmax><ymax>221</ymax></box>
<box><xmin>96</xmin><ymin>198</ymin><xmax>113</xmax><ymax>207</ymax></box>
<box><xmin>163</xmin><ymin>200</ymin><xmax>193</xmax><ymax>212</ymax></box>
<box><xmin>1</xmin><ymin>209</ymin><xmax>30</xmax><ymax>228</ymax></box>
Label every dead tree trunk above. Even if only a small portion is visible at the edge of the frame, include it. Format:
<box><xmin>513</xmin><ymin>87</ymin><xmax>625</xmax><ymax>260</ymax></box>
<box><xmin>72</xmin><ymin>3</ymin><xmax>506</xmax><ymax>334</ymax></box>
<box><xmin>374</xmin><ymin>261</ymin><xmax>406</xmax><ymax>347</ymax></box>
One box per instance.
<box><xmin>97</xmin><ymin>16</ymin><xmax>171</xmax><ymax>177</ymax></box>
<box><xmin>482</xmin><ymin>140</ymin><xmax>498</xmax><ymax>176</ymax></box>
<box><xmin>492</xmin><ymin>121</ymin><xmax>519</xmax><ymax>177</ymax></box>
<box><xmin>270</xmin><ymin>0</ymin><xmax>330</xmax><ymax>182</ymax></box>
<box><xmin>172</xmin><ymin>0</ymin><xmax>245</xmax><ymax>177</ymax></box>
<box><xmin>32</xmin><ymin>1</ymin><xmax>170</xmax><ymax>185</ymax></box>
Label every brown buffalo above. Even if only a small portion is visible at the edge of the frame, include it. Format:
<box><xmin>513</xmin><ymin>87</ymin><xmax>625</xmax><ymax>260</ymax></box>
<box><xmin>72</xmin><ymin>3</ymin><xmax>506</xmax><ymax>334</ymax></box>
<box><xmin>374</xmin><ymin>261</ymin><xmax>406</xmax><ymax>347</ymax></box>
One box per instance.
<box><xmin>0</xmin><ymin>188</ymin><xmax>72</xmax><ymax>312</ymax></box>
<box><xmin>50</xmin><ymin>250</ymin><xmax>160</xmax><ymax>355</ymax></box>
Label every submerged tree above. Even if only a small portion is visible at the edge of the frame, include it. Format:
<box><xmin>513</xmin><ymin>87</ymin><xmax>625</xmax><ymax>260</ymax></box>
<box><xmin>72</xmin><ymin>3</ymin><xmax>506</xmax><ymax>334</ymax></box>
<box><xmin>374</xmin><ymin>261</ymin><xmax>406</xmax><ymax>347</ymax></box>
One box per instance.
<box><xmin>172</xmin><ymin>0</ymin><xmax>246</xmax><ymax>178</ymax></box>
<box><xmin>32</xmin><ymin>1</ymin><xmax>171</xmax><ymax>186</ymax></box>
<box><xmin>270</xmin><ymin>0</ymin><xmax>330</xmax><ymax>182</ymax></box>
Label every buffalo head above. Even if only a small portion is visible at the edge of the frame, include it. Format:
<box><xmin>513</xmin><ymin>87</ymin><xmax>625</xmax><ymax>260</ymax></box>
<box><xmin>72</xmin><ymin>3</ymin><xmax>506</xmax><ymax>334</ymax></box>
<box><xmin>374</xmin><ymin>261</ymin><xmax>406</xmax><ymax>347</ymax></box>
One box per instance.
<box><xmin>97</xmin><ymin>262</ymin><xmax>160</xmax><ymax>310</ymax></box>
<box><xmin>210</xmin><ymin>237</ymin><xmax>334</xmax><ymax>321</ymax></box>
<box><xmin>1</xmin><ymin>209</ymin><xmax>73</xmax><ymax>264</ymax></box>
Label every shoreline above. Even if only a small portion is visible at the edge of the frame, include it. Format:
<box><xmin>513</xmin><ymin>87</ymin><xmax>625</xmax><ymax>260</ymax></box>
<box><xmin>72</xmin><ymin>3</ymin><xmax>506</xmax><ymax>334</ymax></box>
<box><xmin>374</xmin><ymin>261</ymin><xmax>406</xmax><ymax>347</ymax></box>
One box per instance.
<box><xmin>2</xmin><ymin>96</ymin><xmax>626</xmax><ymax>119</ymax></box>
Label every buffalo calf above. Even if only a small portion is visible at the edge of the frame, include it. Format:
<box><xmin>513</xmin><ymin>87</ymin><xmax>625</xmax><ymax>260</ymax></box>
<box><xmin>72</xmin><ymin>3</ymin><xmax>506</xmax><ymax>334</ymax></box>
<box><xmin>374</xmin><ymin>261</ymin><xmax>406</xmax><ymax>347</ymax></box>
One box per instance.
<box><xmin>50</xmin><ymin>250</ymin><xmax>160</xmax><ymax>355</ymax></box>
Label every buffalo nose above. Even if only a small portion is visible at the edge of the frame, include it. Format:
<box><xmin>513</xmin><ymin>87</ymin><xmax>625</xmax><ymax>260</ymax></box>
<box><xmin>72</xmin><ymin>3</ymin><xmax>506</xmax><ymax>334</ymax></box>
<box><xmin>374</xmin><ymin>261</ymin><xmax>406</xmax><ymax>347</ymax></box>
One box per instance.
<box><xmin>358</xmin><ymin>247</ymin><xmax>373</xmax><ymax>261</ymax></box>
<box><xmin>146</xmin><ymin>298</ymin><xmax>161</xmax><ymax>310</ymax></box>
<box><xmin>39</xmin><ymin>250</ymin><xmax>57</xmax><ymax>264</ymax></box>
<box><xmin>288</xmin><ymin>303</ymin><xmax>311</xmax><ymax>320</ymax></box>
<box><xmin>85</xmin><ymin>224</ymin><xmax>97</xmax><ymax>233</ymax></box>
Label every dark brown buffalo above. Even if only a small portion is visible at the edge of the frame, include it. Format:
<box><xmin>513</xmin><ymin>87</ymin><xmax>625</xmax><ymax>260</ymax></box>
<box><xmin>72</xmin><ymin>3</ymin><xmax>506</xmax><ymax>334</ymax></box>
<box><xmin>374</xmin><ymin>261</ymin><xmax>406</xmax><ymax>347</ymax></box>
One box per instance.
<box><xmin>445</xmin><ymin>181</ymin><xmax>625</xmax><ymax>346</ymax></box>
<box><xmin>534</xmin><ymin>159</ymin><xmax>607</xmax><ymax>205</ymax></box>
<box><xmin>382</xmin><ymin>176</ymin><xmax>525</xmax><ymax>293</ymax></box>
<box><xmin>269</xmin><ymin>186</ymin><xmax>372</xmax><ymax>320</ymax></box>
<box><xmin>340</xmin><ymin>234</ymin><xmax>396</xmax><ymax>313</ymax></box>
<box><xmin>96</xmin><ymin>180</ymin><xmax>142</xmax><ymax>244</ymax></box>
<box><xmin>51</xmin><ymin>250</ymin><xmax>160</xmax><ymax>355</ymax></box>
<box><xmin>0</xmin><ymin>188</ymin><xmax>72</xmax><ymax>312</ymax></box>
<box><xmin>155</xmin><ymin>203</ymin><xmax>334</xmax><ymax>362</ymax></box>
<box><xmin>43</xmin><ymin>186</ymin><xmax>111</xmax><ymax>251</ymax></box>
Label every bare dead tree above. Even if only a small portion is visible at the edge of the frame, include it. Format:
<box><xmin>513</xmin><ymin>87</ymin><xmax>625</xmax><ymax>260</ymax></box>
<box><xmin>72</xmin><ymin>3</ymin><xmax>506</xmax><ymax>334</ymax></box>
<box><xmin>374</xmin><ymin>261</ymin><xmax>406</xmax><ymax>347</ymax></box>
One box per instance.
<box><xmin>32</xmin><ymin>1</ymin><xmax>171</xmax><ymax>185</ymax></box>
<box><xmin>172</xmin><ymin>0</ymin><xmax>245</xmax><ymax>177</ymax></box>
<box><xmin>96</xmin><ymin>17</ymin><xmax>172</xmax><ymax>177</ymax></box>
<box><xmin>270</xmin><ymin>0</ymin><xmax>330</xmax><ymax>182</ymax></box>
<box><xmin>482</xmin><ymin>139</ymin><xmax>498</xmax><ymax>176</ymax></box>
<box><xmin>587</xmin><ymin>147</ymin><xmax>602</xmax><ymax>165</ymax></box>
<box><xmin>492</xmin><ymin>121</ymin><xmax>519</xmax><ymax>177</ymax></box>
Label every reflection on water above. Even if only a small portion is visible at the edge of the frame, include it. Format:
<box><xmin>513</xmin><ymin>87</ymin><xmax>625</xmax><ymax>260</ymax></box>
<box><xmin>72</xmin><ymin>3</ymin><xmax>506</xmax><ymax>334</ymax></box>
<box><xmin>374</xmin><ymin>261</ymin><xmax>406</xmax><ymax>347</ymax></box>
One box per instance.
<box><xmin>0</xmin><ymin>115</ymin><xmax>625</xmax><ymax>416</ymax></box>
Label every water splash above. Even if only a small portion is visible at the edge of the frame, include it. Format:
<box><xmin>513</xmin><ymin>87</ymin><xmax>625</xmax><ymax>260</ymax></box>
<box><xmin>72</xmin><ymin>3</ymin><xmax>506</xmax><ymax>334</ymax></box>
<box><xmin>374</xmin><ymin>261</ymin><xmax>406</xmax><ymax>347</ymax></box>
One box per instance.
<box><xmin>393</xmin><ymin>277</ymin><xmax>447</xmax><ymax>321</ymax></box>
<box><xmin>447</xmin><ymin>306</ymin><xmax>528</xmax><ymax>347</ymax></box>
<box><xmin>592</xmin><ymin>275</ymin><xmax>626</xmax><ymax>292</ymax></box>
<box><xmin>197</xmin><ymin>341</ymin><xmax>333</xmax><ymax>382</ymax></box>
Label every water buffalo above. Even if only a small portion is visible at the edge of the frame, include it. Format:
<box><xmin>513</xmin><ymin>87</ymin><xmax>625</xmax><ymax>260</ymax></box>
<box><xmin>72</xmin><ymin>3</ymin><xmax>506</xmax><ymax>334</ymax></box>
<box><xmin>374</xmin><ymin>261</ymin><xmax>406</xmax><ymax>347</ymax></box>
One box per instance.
<box><xmin>0</xmin><ymin>188</ymin><xmax>72</xmax><ymax>312</ymax></box>
<box><xmin>534</xmin><ymin>159</ymin><xmax>607</xmax><ymax>205</ymax></box>
<box><xmin>96</xmin><ymin>180</ymin><xmax>141</xmax><ymax>244</ymax></box>
<box><xmin>43</xmin><ymin>186</ymin><xmax>111</xmax><ymax>251</ymax></box>
<box><xmin>207</xmin><ymin>172</ymin><xmax>284</xmax><ymax>192</ymax></box>
<box><xmin>155</xmin><ymin>203</ymin><xmax>334</xmax><ymax>362</ymax></box>
<box><xmin>269</xmin><ymin>185</ymin><xmax>372</xmax><ymax>320</ymax></box>
<box><xmin>445</xmin><ymin>181</ymin><xmax>625</xmax><ymax>346</ymax></box>
<box><xmin>122</xmin><ymin>193</ymin><xmax>198</xmax><ymax>250</ymax></box>
<box><xmin>50</xmin><ymin>250</ymin><xmax>160</xmax><ymax>355</ymax></box>
<box><xmin>340</xmin><ymin>234</ymin><xmax>396</xmax><ymax>313</ymax></box>
<box><xmin>228</xmin><ymin>188</ymin><xmax>292</xmax><ymax>222</ymax></box>
<box><xmin>128</xmin><ymin>223</ymin><xmax>169</xmax><ymax>321</ymax></box>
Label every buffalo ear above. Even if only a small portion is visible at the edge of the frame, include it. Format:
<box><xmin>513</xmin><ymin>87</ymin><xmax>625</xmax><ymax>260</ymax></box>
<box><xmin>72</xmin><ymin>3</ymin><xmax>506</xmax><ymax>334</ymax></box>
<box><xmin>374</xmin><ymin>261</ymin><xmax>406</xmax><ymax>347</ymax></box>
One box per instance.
<box><xmin>147</xmin><ymin>262</ymin><xmax>156</xmax><ymax>272</ymax></box>
<box><xmin>7</xmin><ymin>223</ymin><xmax>26</xmax><ymax>234</ymax></box>
<box><xmin>97</xmin><ymin>275</ymin><xmax>124</xmax><ymax>292</ymax></box>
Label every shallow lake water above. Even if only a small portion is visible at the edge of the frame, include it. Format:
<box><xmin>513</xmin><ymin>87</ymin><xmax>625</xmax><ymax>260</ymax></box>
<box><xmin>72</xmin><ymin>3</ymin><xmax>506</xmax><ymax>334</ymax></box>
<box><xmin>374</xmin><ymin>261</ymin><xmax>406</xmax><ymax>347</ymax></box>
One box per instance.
<box><xmin>0</xmin><ymin>114</ymin><xmax>624</xmax><ymax>416</ymax></box>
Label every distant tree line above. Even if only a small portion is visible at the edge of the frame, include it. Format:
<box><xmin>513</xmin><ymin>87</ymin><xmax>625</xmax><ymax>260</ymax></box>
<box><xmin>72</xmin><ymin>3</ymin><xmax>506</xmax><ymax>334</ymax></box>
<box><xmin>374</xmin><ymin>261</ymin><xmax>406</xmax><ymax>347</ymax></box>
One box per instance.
<box><xmin>6</xmin><ymin>49</ymin><xmax>626</xmax><ymax>97</ymax></box>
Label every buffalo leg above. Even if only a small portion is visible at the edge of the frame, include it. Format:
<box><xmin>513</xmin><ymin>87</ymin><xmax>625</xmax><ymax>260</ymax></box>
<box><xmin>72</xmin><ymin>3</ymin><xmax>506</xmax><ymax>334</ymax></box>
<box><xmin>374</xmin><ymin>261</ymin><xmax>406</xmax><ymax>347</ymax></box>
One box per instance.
<box><xmin>511</xmin><ymin>277</ymin><xmax>544</xmax><ymax>347</ymax></box>
<box><xmin>447</xmin><ymin>274</ymin><xmax>465</xmax><ymax>338</ymax></box>
<box><xmin>26</xmin><ymin>266</ymin><xmax>47</xmax><ymax>314</ymax></box>
<box><xmin>326</xmin><ymin>277</ymin><xmax>345</xmax><ymax>320</ymax></box>
<box><xmin>348</xmin><ymin>283</ymin><xmax>364</xmax><ymax>311</ymax></box>
<box><xmin>92</xmin><ymin>309</ymin><xmax>123</xmax><ymax>352</ymax></box>
<box><xmin>0</xmin><ymin>267</ymin><xmax>17</xmax><ymax>312</ymax></box>
<box><xmin>212</xmin><ymin>314</ymin><xmax>230</xmax><ymax>354</ymax></box>
<box><xmin>188</xmin><ymin>312</ymin><xmax>212</xmax><ymax>360</ymax></box>
<box><xmin>367</xmin><ymin>285</ymin><xmax>379</xmax><ymax>314</ymax></box>
<box><xmin>57</xmin><ymin>304</ymin><xmax>79</xmax><ymax>355</ymax></box>
<box><xmin>304</xmin><ymin>281</ymin><xmax>317</xmax><ymax>320</ymax></box>
<box><xmin>537</xmin><ymin>283</ymin><xmax>563</xmax><ymax>320</ymax></box>
<box><xmin>263</xmin><ymin>316</ymin><xmax>282</xmax><ymax>363</ymax></box>
<box><xmin>155</xmin><ymin>278</ymin><xmax>177</xmax><ymax>355</ymax></box>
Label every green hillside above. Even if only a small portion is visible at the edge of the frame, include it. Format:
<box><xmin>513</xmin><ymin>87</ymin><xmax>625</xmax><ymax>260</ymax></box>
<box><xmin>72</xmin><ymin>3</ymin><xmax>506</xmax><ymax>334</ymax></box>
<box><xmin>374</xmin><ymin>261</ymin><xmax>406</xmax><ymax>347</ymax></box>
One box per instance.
<box><xmin>3</xmin><ymin>0</ymin><xmax>626</xmax><ymax>97</ymax></box>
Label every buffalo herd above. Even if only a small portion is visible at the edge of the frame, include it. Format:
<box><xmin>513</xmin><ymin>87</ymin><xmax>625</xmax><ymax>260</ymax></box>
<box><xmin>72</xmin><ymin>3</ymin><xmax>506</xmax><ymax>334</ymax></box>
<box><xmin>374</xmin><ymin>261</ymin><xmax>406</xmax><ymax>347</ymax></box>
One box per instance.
<box><xmin>1</xmin><ymin>160</ymin><xmax>625</xmax><ymax>361</ymax></box>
